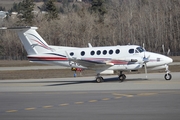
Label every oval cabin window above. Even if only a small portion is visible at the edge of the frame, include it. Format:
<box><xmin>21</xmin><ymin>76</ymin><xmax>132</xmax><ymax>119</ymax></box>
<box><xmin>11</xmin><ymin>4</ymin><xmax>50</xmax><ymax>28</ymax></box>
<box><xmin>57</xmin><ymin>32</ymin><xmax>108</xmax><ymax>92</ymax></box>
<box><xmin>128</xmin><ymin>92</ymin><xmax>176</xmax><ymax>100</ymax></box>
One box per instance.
<box><xmin>109</xmin><ymin>50</ymin><xmax>113</xmax><ymax>55</ymax></box>
<box><xmin>81</xmin><ymin>51</ymin><xmax>85</xmax><ymax>56</ymax></box>
<box><xmin>97</xmin><ymin>50</ymin><xmax>101</xmax><ymax>55</ymax></box>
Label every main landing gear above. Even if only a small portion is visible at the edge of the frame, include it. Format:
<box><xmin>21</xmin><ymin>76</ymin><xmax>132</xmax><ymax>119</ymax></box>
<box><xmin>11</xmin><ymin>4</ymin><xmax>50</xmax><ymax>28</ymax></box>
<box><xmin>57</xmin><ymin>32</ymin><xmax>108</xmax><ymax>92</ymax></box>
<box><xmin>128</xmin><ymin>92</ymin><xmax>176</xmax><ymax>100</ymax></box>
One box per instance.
<box><xmin>95</xmin><ymin>71</ymin><xmax>126</xmax><ymax>83</ymax></box>
<box><xmin>118</xmin><ymin>71</ymin><xmax>126</xmax><ymax>82</ymax></box>
<box><xmin>96</xmin><ymin>73</ymin><xmax>104</xmax><ymax>83</ymax></box>
<box><xmin>164</xmin><ymin>64</ymin><xmax>172</xmax><ymax>80</ymax></box>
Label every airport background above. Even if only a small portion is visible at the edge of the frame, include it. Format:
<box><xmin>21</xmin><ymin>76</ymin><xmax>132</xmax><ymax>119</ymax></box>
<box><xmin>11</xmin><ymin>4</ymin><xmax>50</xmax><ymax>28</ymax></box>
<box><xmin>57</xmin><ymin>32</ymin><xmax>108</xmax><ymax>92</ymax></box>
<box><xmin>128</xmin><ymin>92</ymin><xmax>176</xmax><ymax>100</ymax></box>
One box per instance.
<box><xmin>0</xmin><ymin>0</ymin><xmax>180</xmax><ymax>60</ymax></box>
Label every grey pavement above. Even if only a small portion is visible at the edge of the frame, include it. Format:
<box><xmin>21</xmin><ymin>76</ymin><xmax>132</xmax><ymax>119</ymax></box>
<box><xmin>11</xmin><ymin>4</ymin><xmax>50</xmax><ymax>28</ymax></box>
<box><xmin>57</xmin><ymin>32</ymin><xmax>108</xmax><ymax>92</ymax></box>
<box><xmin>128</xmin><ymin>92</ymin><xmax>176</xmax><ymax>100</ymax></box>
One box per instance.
<box><xmin>0</xmin><ymin>72</ymin><xmax>180</xmax><ymax>120</ymax></box>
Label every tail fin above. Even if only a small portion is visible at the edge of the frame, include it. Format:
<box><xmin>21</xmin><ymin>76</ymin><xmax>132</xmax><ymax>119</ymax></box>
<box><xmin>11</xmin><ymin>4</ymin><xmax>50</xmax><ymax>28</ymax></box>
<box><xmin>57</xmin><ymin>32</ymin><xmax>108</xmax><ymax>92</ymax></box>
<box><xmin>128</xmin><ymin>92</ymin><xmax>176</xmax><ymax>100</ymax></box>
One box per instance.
<box><xmin>2</xmin><ymin>26</ymin><xmax>53</xmax><ymax>55</ymax></box>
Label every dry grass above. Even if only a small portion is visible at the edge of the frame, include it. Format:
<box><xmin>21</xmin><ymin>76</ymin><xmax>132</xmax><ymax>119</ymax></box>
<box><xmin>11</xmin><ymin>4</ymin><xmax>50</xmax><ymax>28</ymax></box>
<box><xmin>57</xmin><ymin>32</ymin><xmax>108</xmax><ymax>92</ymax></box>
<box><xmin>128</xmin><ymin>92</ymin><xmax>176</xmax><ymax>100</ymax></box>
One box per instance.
<box><xmin>0</xmin><ymin>69</ymin><xmax>96</xmax><ymax>80</ymax></box>
<box><xmin>0</xmin><ymin>60</ymin><xmax>47</xmax><ymax>67</ymax></box>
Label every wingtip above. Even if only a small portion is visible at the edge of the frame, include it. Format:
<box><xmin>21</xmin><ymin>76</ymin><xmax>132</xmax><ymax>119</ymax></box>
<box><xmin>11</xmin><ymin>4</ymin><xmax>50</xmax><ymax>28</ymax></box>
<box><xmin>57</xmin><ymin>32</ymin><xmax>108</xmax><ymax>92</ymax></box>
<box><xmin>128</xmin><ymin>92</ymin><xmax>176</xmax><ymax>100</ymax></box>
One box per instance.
<box><xmin>0</xmin><ymin>27</ymin><xmax>7</xmax><ymax>30</ymax></box>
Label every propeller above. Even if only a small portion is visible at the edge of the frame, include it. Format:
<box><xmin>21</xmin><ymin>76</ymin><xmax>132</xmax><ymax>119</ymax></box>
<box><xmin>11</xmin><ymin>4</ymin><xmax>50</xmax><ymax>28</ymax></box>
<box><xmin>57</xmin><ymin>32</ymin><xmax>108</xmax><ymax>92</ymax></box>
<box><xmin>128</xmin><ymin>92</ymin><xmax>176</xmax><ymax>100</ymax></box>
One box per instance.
<box><xmin>143</xmin><ymin>56</ymin><xmax>150</xmax><ymax>79</ymax></box>
<box><xmin>142</xmin><ymin>43</ymin><xmax>150</xmax><ymax>79</ymax></box>
<box><xmin>162</xmin><ymin>44</ymin><xmax>171</xmax><ymax>56</ymax></box>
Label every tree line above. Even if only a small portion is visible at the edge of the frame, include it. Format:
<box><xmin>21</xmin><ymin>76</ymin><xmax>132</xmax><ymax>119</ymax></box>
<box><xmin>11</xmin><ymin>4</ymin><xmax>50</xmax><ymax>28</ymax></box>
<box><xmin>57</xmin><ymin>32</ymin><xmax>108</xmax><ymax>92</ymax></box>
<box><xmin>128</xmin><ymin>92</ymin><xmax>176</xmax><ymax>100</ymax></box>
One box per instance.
<box><xmin>0</xmin><ymin>0</ymin><xmax>180</xmax><ymax>60</ymax></box>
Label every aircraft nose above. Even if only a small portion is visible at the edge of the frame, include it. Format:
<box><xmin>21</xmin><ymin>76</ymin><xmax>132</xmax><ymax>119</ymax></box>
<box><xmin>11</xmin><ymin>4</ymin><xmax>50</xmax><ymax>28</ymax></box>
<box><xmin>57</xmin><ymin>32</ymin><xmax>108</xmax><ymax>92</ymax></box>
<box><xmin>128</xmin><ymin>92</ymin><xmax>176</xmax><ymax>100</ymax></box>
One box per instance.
<box><xmin>166</xmin><ymin>56</ymin><xmax>173</xmax><ymax>64</ymax></box>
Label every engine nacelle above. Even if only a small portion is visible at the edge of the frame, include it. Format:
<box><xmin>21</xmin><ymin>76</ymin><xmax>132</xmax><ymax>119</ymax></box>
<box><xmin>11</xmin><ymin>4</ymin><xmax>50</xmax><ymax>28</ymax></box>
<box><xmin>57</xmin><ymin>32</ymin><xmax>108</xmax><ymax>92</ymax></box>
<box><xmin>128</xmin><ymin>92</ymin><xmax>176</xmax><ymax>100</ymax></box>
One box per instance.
<box><xmin>99</xmin><ymin>70</ymin><xmax>114</xmax><ymax>74</ymax></box>
<box><xmin>124</xmin><ymin>56</ymin><xmax>143</xmax><ymax>63</ymax></box>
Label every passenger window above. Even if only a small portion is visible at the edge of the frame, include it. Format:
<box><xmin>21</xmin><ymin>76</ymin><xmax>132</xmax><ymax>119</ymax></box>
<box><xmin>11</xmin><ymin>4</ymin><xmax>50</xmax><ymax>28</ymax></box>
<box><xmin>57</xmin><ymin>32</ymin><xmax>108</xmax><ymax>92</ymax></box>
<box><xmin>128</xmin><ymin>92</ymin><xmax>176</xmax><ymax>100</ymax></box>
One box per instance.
<box><xmin>109</xmin><ymin>50</ymin><xmax>113</xmax><ymax>55</ymax></box>
<box><xmin>129</xmin><ymin>49</ymin><xmax>134</xmax><ymax>54</ymax></box>
<box><xmin>70</xmin><ymin>52</ymin><xmax>74</xmax><ymax>56</ymax></box>
<box><xmin>97</xmin><ymin>50</ymin><xmax>101</xmax><ymax>55</ymax></box>
<box><xmin>81</xmin><ymin>51</ymin><xmax>85</xmax><ymax>56</ymax></box>
<box><xmin>115</xmin><ymin>49</ymin><xmax>120</xmax><ymax>54</ymax></box>
<box><xmin>103</xmin><ymin>50</ymin><xmax>107</xmax><ymax>55</ymax></box>
<box><xmin>91</xmin><ymin>51</ymin><xmax>95</xmax><ymax>55</ymax></box>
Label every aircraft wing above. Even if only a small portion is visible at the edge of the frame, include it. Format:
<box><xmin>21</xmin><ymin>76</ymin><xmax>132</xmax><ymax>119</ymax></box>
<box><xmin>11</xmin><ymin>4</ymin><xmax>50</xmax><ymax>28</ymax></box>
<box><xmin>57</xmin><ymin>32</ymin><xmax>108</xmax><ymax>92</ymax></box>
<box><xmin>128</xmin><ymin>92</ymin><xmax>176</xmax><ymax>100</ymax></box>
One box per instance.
<box><xmin>72</xmin><ymin>58</ymin><xmax>129</xmax><ymax>69</ymax></box>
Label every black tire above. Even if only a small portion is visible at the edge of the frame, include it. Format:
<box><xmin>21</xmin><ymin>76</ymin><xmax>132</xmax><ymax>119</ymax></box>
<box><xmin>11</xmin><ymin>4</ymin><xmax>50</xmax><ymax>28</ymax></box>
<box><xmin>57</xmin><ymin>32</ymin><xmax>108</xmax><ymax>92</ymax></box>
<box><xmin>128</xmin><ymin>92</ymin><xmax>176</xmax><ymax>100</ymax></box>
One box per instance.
<box><xmin>96</xmin><ymin>77</ymin><xmax>103</xmax><ymax>83</ymax></box>
<box><xmin>164</xmin><ymin>73</ymin><xmax>172</xmax><ymax>80</ymax></box>
<box><xmin>119</xmin><ymin>74</ymin><xmax>126</xmax><ymax>82</ymax></box>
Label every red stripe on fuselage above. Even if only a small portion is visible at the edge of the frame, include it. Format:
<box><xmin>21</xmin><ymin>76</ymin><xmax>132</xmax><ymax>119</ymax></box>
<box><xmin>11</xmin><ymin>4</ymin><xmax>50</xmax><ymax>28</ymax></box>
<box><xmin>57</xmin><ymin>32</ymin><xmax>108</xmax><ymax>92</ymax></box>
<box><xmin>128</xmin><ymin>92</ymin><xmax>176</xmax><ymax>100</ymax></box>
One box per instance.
<box><xmin>110</xmin><ymin>60</ymin><xmax>128</xmax><ymax>65</ymax></box>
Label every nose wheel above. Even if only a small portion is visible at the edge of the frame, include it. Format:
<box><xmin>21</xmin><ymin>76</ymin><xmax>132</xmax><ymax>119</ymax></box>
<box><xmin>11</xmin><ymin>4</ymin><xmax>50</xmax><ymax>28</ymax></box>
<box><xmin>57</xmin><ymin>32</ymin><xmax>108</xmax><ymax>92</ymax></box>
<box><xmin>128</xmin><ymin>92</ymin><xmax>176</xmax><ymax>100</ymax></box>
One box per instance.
<box><xmin>164</xmin><ymin>73</ymin><xmax>172</xmax><ymax>80</ymax></box>
<box><xmin>164</xmin><ymin>64</ymin><xmax>172</xmax><ymax>80</ymax></box>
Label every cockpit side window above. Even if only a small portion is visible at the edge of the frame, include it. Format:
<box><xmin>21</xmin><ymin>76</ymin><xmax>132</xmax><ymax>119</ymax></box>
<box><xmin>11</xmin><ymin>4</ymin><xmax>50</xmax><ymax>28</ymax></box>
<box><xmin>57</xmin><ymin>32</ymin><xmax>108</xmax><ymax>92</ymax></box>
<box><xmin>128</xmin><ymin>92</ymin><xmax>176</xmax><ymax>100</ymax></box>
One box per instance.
<box><xmin>136</xmin><ymin>47</ymin><xmax>145</xmax><ymax>53</ymax></box>
<box><xmin>129</xmin><ymin>49</ymin><xmax>134</xmax><ymax>54</ymax></box>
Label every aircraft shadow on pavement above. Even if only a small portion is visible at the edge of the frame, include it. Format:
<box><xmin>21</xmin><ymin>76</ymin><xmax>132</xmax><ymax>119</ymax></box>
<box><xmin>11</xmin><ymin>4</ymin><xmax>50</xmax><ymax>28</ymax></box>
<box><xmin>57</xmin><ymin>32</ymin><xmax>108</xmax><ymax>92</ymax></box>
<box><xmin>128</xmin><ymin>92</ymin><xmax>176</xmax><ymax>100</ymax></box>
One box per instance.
<box><xmin>0</xmin><ymin>77</ymin><xmax>149</xmax><ymax>86</ymax></box>
<box><xmin>46</xmin><ymin>77</ymin><xmax>149</xmax><ymax>86</ymax></box>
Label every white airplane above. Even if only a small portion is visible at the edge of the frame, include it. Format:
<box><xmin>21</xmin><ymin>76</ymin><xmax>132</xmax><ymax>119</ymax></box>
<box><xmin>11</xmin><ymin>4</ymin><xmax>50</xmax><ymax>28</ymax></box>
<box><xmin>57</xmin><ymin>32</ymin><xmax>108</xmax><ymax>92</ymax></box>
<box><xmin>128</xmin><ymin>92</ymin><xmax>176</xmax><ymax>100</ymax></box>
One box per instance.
<box><xmin>1</xmin><ymin>26</ymin><xmax>173</xmax><ymax>82</ymax></box>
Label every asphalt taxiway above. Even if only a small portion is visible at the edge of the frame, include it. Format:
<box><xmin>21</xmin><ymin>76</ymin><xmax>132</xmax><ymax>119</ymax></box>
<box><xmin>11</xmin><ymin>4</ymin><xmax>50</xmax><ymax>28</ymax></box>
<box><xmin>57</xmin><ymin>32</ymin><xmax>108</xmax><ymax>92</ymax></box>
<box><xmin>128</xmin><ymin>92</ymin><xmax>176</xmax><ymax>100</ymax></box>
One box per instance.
<box><xmin>0</xmin><ymin>72</ymin><xmax>180</xmax><ymax>120</ymax></box>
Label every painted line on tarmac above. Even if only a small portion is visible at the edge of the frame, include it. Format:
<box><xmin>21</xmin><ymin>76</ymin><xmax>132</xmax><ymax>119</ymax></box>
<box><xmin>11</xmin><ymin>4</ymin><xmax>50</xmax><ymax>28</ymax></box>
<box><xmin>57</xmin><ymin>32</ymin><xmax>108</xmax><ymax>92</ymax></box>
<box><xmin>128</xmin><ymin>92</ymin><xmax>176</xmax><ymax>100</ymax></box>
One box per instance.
<box><xmin>102</xmin><ymin>98</ymin><xmax>110</xmax><ymax>101</ymax></box>
<box><xmin>137</xmin><ymin>93</ymin><xmax>158</xmax><ymax>96</ymax></box>
<box><xmin>25</xmin><ymin>107</ymin><xmax>36</xmax><ymax>111</ymax></box>
<box><xmin>2</xmin><ymin>92</ymin><xmax>162</xmax><ymax>114</ymax></box>
<box><xmin>112</xmin><ymin>93</ymin><xmax>134</xmax><ymax>98</ymax></box>
<box><xmin>59</xmin><ymin>103</ymin><xmax>69</xmax><ymax>106</ymax></box>
<box><xmin>6</xmin><ymin>110</ymin><xmax>18</xmax><ymax>113</ymax></box>
<box><xmin>88</xmin><ymin>100</ymin><xmax>97</xmax><ymax>103</ymax></box>
<box><xmin>75</xmin><ymin>102</ymin><xmax>84</xmax><ymax>104</ymax></box>
<box><xmin>43</xmin><ymin>106</ymin><xmax>53</xmax><ymax>108</ymax></box>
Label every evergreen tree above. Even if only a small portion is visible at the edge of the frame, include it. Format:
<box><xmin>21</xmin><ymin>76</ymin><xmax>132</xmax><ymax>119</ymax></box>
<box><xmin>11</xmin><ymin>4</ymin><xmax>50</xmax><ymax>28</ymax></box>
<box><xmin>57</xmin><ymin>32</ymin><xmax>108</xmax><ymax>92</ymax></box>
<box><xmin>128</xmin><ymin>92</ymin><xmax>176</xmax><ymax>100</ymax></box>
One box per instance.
<box><xmin>91</xmin><ymin>0</ymin><xmax>107</xmax><ymax>16</ymax></box>
<box><xmin>44</xmin><ymin>0</ymin><xmax>59</xmax><ymax>21</ymax></box>
<box><xmin>90</xmin><ymin>0</ymin><xmax>108</xmax><ymax>22</ymax></box>
<box><xmin>17</xmin><ymin>0</ymin><xmax>35</xmax><ymax>26</ymax></box>
<box><xmin>0</xmin><ymin>6</ymin><xmax>6</xmax><ymax>11</ymax></box>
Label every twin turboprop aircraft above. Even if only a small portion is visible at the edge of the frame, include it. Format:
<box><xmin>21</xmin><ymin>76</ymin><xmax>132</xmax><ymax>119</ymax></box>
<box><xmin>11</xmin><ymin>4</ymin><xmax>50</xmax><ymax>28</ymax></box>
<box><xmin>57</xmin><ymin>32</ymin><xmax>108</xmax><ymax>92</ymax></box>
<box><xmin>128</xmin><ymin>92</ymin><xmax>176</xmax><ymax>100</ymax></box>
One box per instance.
<box><xmin>1</xmin><ymin>26</ymin><xmax>173</xmax><ymax>82</ymax></box>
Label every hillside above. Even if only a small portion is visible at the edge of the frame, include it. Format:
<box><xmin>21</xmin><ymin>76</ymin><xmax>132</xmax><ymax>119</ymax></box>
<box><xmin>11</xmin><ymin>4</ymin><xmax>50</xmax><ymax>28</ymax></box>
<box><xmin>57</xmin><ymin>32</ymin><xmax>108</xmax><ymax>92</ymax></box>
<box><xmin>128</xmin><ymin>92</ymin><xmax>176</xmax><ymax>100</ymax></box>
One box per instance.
<box><xmin>0</xmin><ymin>0</ymin><xmax>180</xmax><ymax>60</ymax></box>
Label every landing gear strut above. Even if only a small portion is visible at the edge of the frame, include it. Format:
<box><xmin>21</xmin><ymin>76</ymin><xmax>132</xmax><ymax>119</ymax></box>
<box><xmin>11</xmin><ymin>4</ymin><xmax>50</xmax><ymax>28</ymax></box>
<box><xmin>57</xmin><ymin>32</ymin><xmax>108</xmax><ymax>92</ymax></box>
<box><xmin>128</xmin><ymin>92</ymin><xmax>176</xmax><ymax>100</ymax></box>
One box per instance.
<box><xmin>164</xmin><ymin>64</ymin><xmax>172</xmax><ymax>80</ymax></box>
<box><xmin>118</xmin><ymin>71</ymin><xmax>126</xmax><ymax>82</ymax></box>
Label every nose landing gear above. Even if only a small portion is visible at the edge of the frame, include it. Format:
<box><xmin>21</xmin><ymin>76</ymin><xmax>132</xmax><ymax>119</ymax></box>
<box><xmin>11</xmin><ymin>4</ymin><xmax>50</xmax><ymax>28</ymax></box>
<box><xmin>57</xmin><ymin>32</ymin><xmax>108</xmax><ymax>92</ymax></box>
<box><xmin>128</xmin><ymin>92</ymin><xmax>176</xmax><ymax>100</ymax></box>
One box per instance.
<box><xmin>164</xmin><ymin>64</ymin><xmax>172</xmax><ymax>80</ymax></box>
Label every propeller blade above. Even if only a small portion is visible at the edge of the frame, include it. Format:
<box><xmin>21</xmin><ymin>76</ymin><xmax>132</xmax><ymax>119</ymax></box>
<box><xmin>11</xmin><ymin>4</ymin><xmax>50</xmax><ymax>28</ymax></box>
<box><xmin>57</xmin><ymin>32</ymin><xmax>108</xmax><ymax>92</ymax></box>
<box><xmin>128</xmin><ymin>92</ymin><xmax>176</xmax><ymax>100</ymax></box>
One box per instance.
<box><xmin>167</xmin><ymin>48</ymin><xmax>170</xmax><ymax>56</ymax></box>
<box><xmin>143</xmin><ymin>55</ymin><xmax>150</xmax><ymax>63</ymax></box>
<box><xmin>162</xmin><ymin>44</ymin><xmax>165</xmax><ymax>54</ymax></box>
<box><xmin>144</xmin><ymin>63</ymin><xmax>148</xmax><ymax>79</ymax></box>
<box><xmin>143</xmin><ymin>43</ymin><xmax>145</xmax><ymax>49</ymax></box>
<box><xmin>143</xmin><ymin>43</ymin><xmax>146</xmax><ymax>58</ymax></box>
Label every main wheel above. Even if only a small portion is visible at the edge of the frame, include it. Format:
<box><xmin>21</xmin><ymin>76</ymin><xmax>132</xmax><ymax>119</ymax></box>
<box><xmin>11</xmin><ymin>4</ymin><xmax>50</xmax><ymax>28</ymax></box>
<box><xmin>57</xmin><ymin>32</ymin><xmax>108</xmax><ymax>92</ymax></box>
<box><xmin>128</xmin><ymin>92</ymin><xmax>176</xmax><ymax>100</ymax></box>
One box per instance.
<box><xmin>96</xmin><ymin>77</ymin><xmax>103</xmax><ymax>83</ymax></box>
<box><xmin>119</xmin><ymin>74</ymin><xmax>126</xmax><ymax>82</ymax></box>
<box><xmin>164</xmin><ymin>73</ymin><xmax>172</xmax><ymax>80</ymax></box>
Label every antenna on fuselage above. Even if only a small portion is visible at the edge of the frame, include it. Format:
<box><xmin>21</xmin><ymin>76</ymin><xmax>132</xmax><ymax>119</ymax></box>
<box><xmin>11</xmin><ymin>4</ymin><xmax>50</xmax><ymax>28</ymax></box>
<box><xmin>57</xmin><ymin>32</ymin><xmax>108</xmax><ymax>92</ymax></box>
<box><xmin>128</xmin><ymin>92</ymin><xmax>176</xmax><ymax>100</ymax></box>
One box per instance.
<box><xmin>88</xmin><ymin>43</ymin><xmax>92</xmax><ymax>48</ymax></box>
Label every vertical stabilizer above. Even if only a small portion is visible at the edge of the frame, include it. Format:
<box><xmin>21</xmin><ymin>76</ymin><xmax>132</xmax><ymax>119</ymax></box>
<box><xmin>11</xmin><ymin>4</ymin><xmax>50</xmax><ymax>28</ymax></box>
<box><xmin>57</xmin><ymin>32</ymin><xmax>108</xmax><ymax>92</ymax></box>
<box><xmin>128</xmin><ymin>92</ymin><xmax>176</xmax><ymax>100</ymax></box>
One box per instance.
<box><xmin>4</xmin><ymin>27</ymin><xmax>53</xmax><ymax>55</ymax></box>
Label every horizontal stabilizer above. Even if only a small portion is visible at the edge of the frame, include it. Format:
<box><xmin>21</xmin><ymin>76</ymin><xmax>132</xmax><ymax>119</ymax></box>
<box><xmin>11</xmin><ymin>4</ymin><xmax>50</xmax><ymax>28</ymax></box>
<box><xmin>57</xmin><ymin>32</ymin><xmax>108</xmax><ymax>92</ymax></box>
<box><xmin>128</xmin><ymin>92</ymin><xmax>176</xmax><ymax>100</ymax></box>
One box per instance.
<box><xmin>0</xmin><ymin>26</ymin><xmax>37</xmax><ymax>30</ymax></box>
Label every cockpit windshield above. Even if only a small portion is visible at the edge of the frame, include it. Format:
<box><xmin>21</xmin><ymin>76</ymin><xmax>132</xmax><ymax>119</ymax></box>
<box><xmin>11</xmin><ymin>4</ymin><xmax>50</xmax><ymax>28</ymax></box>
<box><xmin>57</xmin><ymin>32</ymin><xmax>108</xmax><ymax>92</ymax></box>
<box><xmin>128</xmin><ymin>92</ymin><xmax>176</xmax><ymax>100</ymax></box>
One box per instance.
<box><xmin>136</xmin><ymin>47</ymin><xmax>145</xmax><ymax>53</ymax></box>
